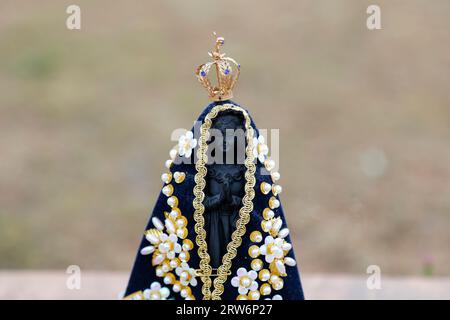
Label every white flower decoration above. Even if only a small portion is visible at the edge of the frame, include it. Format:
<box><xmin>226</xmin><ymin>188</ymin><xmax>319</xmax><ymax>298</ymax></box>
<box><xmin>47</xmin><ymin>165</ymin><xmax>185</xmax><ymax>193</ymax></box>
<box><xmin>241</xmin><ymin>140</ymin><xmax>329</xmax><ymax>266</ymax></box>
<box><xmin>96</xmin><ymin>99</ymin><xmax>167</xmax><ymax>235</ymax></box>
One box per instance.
<box><xmin>143</xmin><ymin>282</ymin><xmax>170</xmax><ymax>300</ymax></box>
<box><xmin>253</xmin><ymin>135</ymin><xmax>269</xmax><ymax>163</ymax></box>
<box><xmin>178</xmin><ymin>131</ymin><xmax>197</xmax><ymax>158</ymax></box>
<box><xmin>231</xmin><ymin>267</ymin><xmax>258</xmax><ymax>295</ymax></box>
<box><xmin>259</xmin><ymin>236</ymin><xmax>287</xmax><ymax>263</ymax></box>
<box><xmin>264</xmin><ymin>294</ymin><xmax>283</xmax><ymax>300</ymax></box>
<box><xmin>141</xmin><ymin>229</ymin><xmax>165</xmax><ymax>256</ymax></box>
<box><xmin>165</xmin><ymin>210</ymin><xmax>188</xmax><ymax>239</ymax></box>
<box><xmin>158</xmin><ymin>233</ymin><xmax>182</xmax><ymax>260</ymax></box>
<box><xmin>175</xmin><ymin>262</ymin><xmax>198</xmax><ymax>287</ymax></box>
<box><xmin>261</xmin><ymin>217</ymin><xmax>283</xmax><ymax>237</ymax></box>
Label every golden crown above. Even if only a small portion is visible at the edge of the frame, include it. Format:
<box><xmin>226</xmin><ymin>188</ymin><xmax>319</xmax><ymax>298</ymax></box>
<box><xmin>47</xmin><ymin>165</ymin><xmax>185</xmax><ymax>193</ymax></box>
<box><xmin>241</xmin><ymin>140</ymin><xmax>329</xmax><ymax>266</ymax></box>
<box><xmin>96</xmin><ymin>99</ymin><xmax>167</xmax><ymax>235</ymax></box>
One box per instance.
<box><xmin>195</xmin><ymin>33</ymin><xmax>240</xmax><ymax>101</ymax></box>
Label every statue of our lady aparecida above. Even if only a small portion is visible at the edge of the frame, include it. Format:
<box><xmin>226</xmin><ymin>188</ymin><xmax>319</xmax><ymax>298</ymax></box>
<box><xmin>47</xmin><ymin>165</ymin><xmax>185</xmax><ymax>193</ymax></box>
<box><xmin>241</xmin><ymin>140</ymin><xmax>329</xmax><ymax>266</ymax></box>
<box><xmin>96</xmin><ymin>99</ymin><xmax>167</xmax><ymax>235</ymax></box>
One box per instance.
<box><xmin>124</xmin><ymin>35</ymin><xmax>304</xmax><ymax>300</ymax></box>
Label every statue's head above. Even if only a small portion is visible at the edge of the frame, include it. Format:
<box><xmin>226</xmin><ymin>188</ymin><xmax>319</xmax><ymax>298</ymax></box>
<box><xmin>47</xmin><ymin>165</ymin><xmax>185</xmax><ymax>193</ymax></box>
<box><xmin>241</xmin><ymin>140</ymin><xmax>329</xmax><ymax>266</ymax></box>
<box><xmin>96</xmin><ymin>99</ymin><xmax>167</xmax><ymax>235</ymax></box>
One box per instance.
<box><xmin>209</xmin><ymin>110</ymin><xmax>246</xmax><ymax>163</ymax></box>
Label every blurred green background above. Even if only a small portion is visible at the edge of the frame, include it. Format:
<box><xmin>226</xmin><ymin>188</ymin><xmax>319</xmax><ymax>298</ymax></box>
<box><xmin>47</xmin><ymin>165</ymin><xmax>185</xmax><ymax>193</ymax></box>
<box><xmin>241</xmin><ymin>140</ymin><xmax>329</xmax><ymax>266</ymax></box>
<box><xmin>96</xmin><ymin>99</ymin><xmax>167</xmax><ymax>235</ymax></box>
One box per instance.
<box><xmin>1</xmin><ymin>0</ymin><xmax>449</xmax><ymax>276</ymax></box>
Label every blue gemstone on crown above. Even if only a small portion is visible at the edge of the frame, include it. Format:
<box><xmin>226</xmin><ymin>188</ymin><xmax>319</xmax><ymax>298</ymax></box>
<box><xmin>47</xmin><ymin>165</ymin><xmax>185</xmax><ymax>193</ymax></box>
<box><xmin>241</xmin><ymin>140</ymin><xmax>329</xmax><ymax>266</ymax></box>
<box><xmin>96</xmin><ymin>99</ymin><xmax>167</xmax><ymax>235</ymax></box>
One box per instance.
<box><xmin>200</xmin><ymin>71</ymin><xmax>206</xmax><ymax>77</ymax></box>
<box><xmin>224</xmin><ymin>69</ymin><xmax>230</xmax><ymax>75</ymax></box>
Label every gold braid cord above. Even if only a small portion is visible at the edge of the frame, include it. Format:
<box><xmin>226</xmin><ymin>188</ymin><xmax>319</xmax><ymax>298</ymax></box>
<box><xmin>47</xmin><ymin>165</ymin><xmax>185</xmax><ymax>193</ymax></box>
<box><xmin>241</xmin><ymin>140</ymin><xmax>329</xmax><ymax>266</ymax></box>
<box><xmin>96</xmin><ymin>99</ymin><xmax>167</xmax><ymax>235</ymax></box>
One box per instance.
<box><xmin>193</xmin><ymin>104</ymin><xmax>256</xmax><ymax>300</ymax></box>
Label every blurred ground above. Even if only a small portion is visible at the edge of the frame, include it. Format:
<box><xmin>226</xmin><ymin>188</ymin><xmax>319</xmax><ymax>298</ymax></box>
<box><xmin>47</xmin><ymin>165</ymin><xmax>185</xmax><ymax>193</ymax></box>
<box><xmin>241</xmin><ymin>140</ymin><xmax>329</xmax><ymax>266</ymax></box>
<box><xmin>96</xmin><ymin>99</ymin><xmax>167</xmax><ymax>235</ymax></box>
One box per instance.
<box><xmin>0</xmin><ymin>0</ymin><xmax>450</xmax><ymax>278</ymax></box>
<box><xmin>1</xmin><ymin>271</ymin><xmax>449</xmax><ymax>300</ymax></box>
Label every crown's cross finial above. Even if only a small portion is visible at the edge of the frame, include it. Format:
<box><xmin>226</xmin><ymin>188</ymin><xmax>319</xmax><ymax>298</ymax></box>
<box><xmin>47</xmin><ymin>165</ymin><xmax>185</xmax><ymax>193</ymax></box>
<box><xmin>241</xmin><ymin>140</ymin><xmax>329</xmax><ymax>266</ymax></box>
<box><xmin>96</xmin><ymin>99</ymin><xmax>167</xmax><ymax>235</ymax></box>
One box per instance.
<box><xmin>195</xmin><ymin>33</ymin><xmax>240</xmax><ymax>101</ymax></box>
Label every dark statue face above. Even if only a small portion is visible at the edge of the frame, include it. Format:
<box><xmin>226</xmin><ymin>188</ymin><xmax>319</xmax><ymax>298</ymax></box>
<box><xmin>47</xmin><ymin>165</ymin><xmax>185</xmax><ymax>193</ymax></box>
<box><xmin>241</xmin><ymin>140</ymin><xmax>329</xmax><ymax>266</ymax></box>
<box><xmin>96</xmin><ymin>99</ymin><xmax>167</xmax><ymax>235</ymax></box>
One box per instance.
<box><xmin>209</xmin><ymin>111</ymin><xmax>246</xmax><ymax>164</ymax></box>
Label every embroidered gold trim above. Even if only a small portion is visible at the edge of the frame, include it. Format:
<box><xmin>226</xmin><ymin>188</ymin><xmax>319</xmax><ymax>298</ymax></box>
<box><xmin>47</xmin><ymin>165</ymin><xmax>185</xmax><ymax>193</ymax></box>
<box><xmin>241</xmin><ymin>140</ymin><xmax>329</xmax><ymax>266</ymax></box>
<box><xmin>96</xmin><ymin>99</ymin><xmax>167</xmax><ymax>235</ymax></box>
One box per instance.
<box><xmin>193</xmin><ymin>104</ymin><xmax>256</xmax><ymax>300</ymax></box>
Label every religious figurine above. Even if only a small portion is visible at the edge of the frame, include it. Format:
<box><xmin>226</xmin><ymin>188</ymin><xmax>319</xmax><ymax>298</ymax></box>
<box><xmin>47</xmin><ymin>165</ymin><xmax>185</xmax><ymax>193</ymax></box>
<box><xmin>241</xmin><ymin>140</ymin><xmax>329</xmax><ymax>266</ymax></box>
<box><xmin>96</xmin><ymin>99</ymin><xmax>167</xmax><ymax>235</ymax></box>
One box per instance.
<box><xmin>204</xmin><ymin>111</ymin><xmax>247</xmax><ymax>269</ymax></box>
<box><xmin>124</xmin><ymin>34</ymin><xmax>304</xmax><ymax>300</ymax></box>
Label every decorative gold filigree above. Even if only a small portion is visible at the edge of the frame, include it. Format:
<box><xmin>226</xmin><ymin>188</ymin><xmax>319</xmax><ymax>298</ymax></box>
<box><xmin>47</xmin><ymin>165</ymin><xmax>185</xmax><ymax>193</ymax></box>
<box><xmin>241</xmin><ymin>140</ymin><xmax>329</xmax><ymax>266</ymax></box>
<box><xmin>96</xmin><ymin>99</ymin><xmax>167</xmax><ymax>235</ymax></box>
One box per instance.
<box><xmin>193</xmin><ymin>104</ymin><xmax>256</xmax><ymax>300</ymax></box>
<box><xmin>195</xmin><ymin>33</ymin><xmax>241</xmax><ymax>101</ymax></box>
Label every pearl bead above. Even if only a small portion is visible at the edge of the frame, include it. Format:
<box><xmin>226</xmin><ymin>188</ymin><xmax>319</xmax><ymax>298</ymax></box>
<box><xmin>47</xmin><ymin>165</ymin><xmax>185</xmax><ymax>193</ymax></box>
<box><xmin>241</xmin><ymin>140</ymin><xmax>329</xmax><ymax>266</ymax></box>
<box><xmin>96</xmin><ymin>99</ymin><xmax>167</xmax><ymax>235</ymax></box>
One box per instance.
<box><xmin>248</xmin><ymin>290</ymin><xmax>260</xmax><ymax>300</ymax></box>
<box><xmin>176</xmin><ymin>217</ymin><xmax>187</xmax><ymax>228</ymax></box>
<box><xmin>250</xmin><ymin>231</ymin><xmax>263</xmax><ymax>243</ymax></box>
<box><xmin>270</xmin><ymin>274</ymin><xmax>279</xmax><ymax>282</ymax></box>
<box><xmin>166</xmin><ymin>251</ymin><xmax>175</xmax><ymax>260</ymax></box>
<box><xmin>260</xmin><ymin>182</ymin><xmax>272</xmax><ymax>195</ymax></box>
<box><xmin>261</xmin><ymin>220</ymin><xmax>271</xmax><ymax>233</ymax></box>
<box><xmin>160</xmin><ymin>287</ymin><xmax>170</xmax><ymax>298</ymax></box>
<box><xmin>161</xmin><ymin>172</ymin><xmax>172</xmax><ymax>184</ymax></box>
<box><xmin>275</xmin><ymin>260</ymin><xmax>286</xmax><ymax>276</ymax></box>
<box><xmin>272</xmin><ymin>185</ymin><xmax>282</xmax><ymax>195</ymax></box>
<box><xmin>180</xmin><ymin>271</ymin><xmax>190</xmax><ymax>281</ymax></box>
<box><xmin>271</xmin><ymin>246</ymin><xmax>282</xmax><ymax>257</ymax></box>
<box><xmin>284</xmin><ymin>257</ymin><xmax>296</xmax><ymax>267</ymax></box>
<box><xmin>273</xmin><ymin>199</ymin><xmax>280</xmax><ymax>208</ymax></box>
<box><xmin>155</xmin><ymin>267</ymin><xmax>165</xmax><ymax>277</ymax></box>
<box><xmin>282</xmin><ymin>243</ymin><xmax>292</xmax><ymax>251</ymax></box>
<box><xmin>248</xmin><ymin>245</ymin><xmax>260</xmax><ymax>258</ymax></box>
<box><xmin>173</xmin><ymin>171</ymin><xmax>186</xmax><ymax>183</ymax></box>
<box><xmin>182</xmin><ymin>239</ymin><xmax>193</xmax><ymax>251</ymax></box>
<box><xmin>150</xmin><ymin>292</ymin><xmax>161</xmax><ymax>300</ymax></box>
<box><xmin>278</xmin><ymin>228</ymin><xmax>289</xmax><ymax>238</ymax></box>
<box><xmin>140</xmin><ymin>246</ymin><xmax>154</xmax><ymax>255</ymax></box>
<box><xmin>240</xmin><ymin>276</ymin><xmax>251</xmax><ymax>288</ymax></box>
<box><xmin>169</xmin><ymin>208</ymin><xmax>180</xmax><ymax>218</ymax></box>
<box><xmin>273</xmin><ymin>218</ymin><xmax>282</xmax><ymax>230</ymax></box>
<box><xmin>173</xmin><ymin>282</ymin><xmax>181</xmax><ymax>292</ymax></box>
<box><xmin>269</xmin><ymin>197</ymin><xmax>280</xmax><ymax>209</ymax></box>
<box><xmin>164</xmin><ymin>274</ymin><xmax>175</xmax><ymax>284</ymax></box>
<box><xmin>180</xmin><ymin>287</ymin><xmax>191</xmax><ymax>298</ymax></box>
<box><xmin>169</xmin><ymin>259</ymin><xmax>179</xmax><ymax>268</ymax></box>
<box><xmin>179</xmin><ymin>251</ymin><xmax>190</xmax><ymax>262</ymax></box>
<box><xmin>263</xmin><ymin>208</ymin><xmax>275</xmax><ymax>220</ymax></box>
<box><xmin>251</xmin><ymin>259</ymin><xmax>263</xmax><ymax>271</ymax></box>
<box><xmin>152</xmin><ymin>217</ymin><xmax>164</xmax><ymax>230</ymax></box>
<box><xmin>161</xmin><ymin>264</ymin><xmax>170</xmax><ymax>273</ymax></box>
<box><xmin>161</xmin><ymin>242</ymin><xmax>171</xmax><ymax>252</ymax></box>
<box><xmin>177</xmin><ymin>228</ymin><xmax>188</xmax><ymax>239</ymax></box>
<box><xmin>260</xmin><ymin>283</ymin><xmax>271</xmax><ymax>296</ymax></box>
<box><xmin>259</xmin><ymin>269</ymin><xmax>271</xmax><ymax>282</ymax></box>
<box><xmin>153</xmin><ymin>254</ymin><xmax>165</xmax><ymax>266</ymax></box>
<box><xmin>162</xmin><ymin>185</ymin><xmax>174</xmax><ymax>197</ymax></box>
<box><xmin>167</xmin><ymin>196</ymin><xmax>178</xmax><ymax>208</ymax></box>
<box><xmin>146</xmin><ymin>233</ymin><xmax>159</xmax><ymax>245</ymax></box>
<box><xmin>165</xmin><ymin>220</ymin><xmax>175</xmax><ymax>233</ymax></box>
<box><xmin>272</xmin><ymin>278</ymin><xmax>284</xmax><ymax>291</ymax></box>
